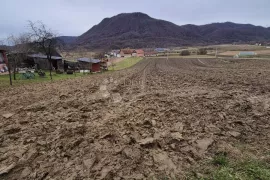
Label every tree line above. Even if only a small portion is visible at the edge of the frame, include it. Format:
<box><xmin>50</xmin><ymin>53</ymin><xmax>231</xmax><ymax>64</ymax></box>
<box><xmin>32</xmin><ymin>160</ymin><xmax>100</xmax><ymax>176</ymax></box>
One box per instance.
<box><xmin>180</xmin><ymin>48</ymin><xmax>208</xmax><ymax>56</ymax></box>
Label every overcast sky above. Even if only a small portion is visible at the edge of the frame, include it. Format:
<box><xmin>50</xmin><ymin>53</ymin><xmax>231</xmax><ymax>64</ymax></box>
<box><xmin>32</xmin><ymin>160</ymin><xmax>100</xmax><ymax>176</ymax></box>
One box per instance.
<box><xmin>1</xmin><ymin>0</ymin><xmax>270</xmax><ymax>41</ymax></box>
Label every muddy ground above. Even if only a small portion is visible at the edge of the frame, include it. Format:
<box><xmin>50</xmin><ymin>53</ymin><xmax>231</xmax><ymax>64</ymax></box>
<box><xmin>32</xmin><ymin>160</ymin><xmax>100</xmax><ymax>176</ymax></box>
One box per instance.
<box><xmin>0</xmin><ymin>58</ymin><xmax>270</xmax><ymax>179</ymax></box>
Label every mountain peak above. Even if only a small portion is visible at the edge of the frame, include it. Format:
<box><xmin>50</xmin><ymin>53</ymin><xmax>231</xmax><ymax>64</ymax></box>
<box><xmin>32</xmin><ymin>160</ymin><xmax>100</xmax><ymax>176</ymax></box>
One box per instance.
<box><xmin>116</xmin><ymin>12</ymin><xmax>151</xmax><ymax>18</ymax></box>
<box><xmin>76</xmin><ymin>12</ymin><xmax>270</xmax><ymax>49</ymax></box>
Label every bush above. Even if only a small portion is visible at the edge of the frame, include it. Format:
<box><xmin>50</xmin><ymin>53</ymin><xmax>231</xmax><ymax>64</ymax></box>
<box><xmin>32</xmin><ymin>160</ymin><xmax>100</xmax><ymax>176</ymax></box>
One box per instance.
<box><xmin>197</xmin><ymin>48</ymin><xmax>207</xmax><ymax>55</ymax></box>
<box><xmin>180</xmin><ymin>50</ymin><xmax>190</xmax><ymax>56</ymax></box>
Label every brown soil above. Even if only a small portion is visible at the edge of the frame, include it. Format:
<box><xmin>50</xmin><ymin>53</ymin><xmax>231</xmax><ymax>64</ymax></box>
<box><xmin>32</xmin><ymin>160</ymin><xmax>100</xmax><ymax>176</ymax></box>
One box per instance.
<box><xmin>1</xmin><ymin>58</ymin><xmax>270</xmax><ymax>179</ymax></box>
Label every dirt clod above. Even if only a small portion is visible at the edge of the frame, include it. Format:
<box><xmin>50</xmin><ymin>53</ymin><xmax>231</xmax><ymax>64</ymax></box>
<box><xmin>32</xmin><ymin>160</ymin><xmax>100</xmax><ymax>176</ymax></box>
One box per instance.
<box><xmin>139</xmin><ymin>137</ymin><xmax>155</xmax><ymax>147</ymax></box>
<box><xmin>229</xmin><ymin>131</ymin><xmax>241</xmax><ymax>137</ymax></box>
<box><xmin>2</xmin><ymin>113</ymin><xmax>14</xmax><ymax>119</ymax></box>
<box><xmin>0</xmin><ymin>163</ymin><xmax>16</xmax><ymax>176</ymax></box>
<box><xmin>196</xmin><ymin>137</ymin><xmax>214</xmax><ymax>154</ymax></box>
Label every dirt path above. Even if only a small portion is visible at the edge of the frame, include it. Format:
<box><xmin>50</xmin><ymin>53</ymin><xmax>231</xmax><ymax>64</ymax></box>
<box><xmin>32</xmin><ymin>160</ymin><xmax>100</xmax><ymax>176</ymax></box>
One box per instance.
<box><xmin>1</xmin><ymin>58</ymin><xmax>270</xmax><ymax>179</ymax></box>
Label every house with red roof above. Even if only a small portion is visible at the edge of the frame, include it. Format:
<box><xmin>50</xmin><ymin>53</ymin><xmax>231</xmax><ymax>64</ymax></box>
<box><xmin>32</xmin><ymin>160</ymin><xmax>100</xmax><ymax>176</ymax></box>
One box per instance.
<box><xmin>120</xmin><ymin>49</ymin><xmax>136</xmax><ymax>57</ymax></box>
<box><xmin>135</xmin><ymin>49</ymin><xmax>145</xmax><ymax>57</ymax></box>
<box><xmin>145</xmin><ymin>51</ymin><xmax>158</xmax><ymax>57</ymax></box>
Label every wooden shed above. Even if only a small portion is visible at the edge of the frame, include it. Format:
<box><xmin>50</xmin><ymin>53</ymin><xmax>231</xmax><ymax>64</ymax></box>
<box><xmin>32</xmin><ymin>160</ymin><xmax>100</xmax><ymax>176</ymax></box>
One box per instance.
<box><xmin>77</xmin><ymin>58</ymin><xmax>101</xmax><ymax>73</ymax></box>
<box><xmin>27</xmin><ymin>52</ymin><xmax>63</xmax><ymax>70</ymax></box>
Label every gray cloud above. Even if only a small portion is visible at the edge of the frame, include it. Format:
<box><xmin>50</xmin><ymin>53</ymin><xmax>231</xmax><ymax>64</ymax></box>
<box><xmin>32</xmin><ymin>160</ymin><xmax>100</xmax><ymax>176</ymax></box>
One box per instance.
<box><xmin>1</xmin><ymin>0</ymin><xmax>269</xmax><ymax>39</ymax></box>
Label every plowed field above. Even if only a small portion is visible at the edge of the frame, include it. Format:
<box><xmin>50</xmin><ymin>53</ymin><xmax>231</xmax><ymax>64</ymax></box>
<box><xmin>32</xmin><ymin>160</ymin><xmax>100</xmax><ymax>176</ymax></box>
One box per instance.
<box><xmin>1</xmin><ymin>58</ymin><xmax>270</xmax><ymax>179</ymax></box>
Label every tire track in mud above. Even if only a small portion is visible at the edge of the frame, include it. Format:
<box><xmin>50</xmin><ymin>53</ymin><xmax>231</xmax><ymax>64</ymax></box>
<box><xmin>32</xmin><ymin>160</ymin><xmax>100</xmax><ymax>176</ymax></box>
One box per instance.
<box><xmin>197</xmin><ymin>58</ymin><xmax>206</xmax><ymax>65</ymax></box>
<box><xmin>113</xmin><ymin>58</ymin><xmax>152</xmax><ymax>95</ymax></box>
<box><xmin>141</xmin><ymin>64</ymin><xmax>147</xmax><ymax>92</ymax></box>
<box><xmin>134</xmin><ymin>58</ymin><xmax>152</xmax><ymax>92</ymax></box>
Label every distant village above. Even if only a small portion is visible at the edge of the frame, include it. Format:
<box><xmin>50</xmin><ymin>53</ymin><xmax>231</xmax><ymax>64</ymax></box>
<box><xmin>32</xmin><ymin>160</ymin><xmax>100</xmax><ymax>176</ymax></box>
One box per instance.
<box><xmin>1</xmin><ymin>45</ymin><xmax>270</xmax><ymax>75</ymax></box>
<box><xmin>0</xmin><ymin>47</ymin><xmax>169</xmax><ymax>74</ymax></box>
<box><xmin>107</xmin><ymin>48</ymin><xmax>169</xmax><ymax>58</ymax></box>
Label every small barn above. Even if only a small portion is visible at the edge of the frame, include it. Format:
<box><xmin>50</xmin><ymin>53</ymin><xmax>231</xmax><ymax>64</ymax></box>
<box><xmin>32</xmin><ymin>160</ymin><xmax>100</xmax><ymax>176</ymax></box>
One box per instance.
<box><xmin>135</xmin><ymin>49</ymin><xmax>145</xmax><ymax>57</ymax></box>
<box><xmin>77</xmin><ymin>58</ymin><xmax>101</xmax><ymax>72</ymax></box>
<box><xmin>27</xmin><ymin>52</ymin><xmax>63</xmax><ymax>70</ymax></box>
<box><xmin>145</xmin><ymin>51</ymin><xmax>158</xmax><ymax>57</ymax></box>
<box><xmin>120</xmin><ymin>49</ymin><xmax>136</xmax><ymax>57</ymax></box>
<box><xmin>155</xmin><ymin>48</ymin><xmax>170</xmax><ymax>53</ymax></box>
<box><xmin>91</xmin><ymin>59</ymin><xmax>101</xmax><ymax>72</ymax></box>
<box><xmin>111</xmin><ymin>50</ymin><xmax>120</xmax><ymax>57</ymax></box>
<box><xmin>234</xmin><ymin>52</ymin><xmax>257</xmax><ymax>58</ymax></box>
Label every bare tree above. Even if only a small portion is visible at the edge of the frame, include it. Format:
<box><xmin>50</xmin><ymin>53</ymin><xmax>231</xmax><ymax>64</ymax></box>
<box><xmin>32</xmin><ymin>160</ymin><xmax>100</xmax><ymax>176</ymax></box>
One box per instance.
<box><xmin>197</xmin><ymin>48</ymin><xmax>207</xmax><ymax>55</ymax></box>
<box><xmin>93</xmin><ymin>52</ymin><xmax>105</xmax><ymax>59</ymax></box>
<box><xmin>28</xmin><ymin>21</ymin><xmax>59</xmax><ymax>80</ymax></box>
<box><xmin>0</xmin><ymin>39</ymin><xmax>4</xmax><ymax>46</ymax></box>
<box><xmin>7</xmin><ymin>34</ymin><xmax>32</xmax><ymax>80</ymax></box>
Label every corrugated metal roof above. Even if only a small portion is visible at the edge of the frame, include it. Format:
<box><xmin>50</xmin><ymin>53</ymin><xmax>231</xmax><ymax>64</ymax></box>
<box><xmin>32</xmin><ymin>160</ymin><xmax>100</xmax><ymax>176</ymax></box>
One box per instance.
<box><xmin>121</xmin><ymin>49</ymin><xmax>135</xmax><ymax>54</ymax></box>
<box><xmin>155</xmin><ymin>48</ymin><xmax>170</xmax><ymax>52</ymax></box>
<box><xmin>28</xmin><ymin>54</ymin><xmax>62</xmax><ymax>60</ymax></box>
<box><xmin>91</xmin><ymin>59</ymin><xmax>101</xmax><ymax>63</ymax></box>
<box><xmin>238</xmin><ymin>52</ymin><xmax>256</xmax><ymax>56</ymax></box>
<box><xmin>77</xmin><ymin>57</ymin><xmax>90</xmax><ymax>62</ymax></box>
<box><xmin>77</xmin><ymin>58</ymin><xmax>101</xmax><ymax>63</ymax></box>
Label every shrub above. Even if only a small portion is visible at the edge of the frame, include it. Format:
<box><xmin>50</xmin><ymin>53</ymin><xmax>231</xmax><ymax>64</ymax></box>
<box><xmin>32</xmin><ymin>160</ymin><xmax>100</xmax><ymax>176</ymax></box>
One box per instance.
<box><xmin>197</xmin><ymin>48</ymin><xmax>207</xmax><ymax>55</ymax></box>
<box><xmin>212</xmin><ymin>153</ymin><xmax>228</xmax><ymax>166</ymax></box>
<box><xmin>180</xmin><ymin>50</ymin><xmax>190</xmax><ymax>56</ymax></box>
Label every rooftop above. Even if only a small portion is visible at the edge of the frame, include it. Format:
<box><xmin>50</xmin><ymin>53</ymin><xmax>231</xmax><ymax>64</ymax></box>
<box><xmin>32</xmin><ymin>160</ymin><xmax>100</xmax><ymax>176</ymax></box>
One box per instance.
<box><xmin>121</xmin><ymin>49</ymin><xmax>135</xmax><ymax>54</ymax></box>
<box><xmin>238</xmin><ymin>52</ymin><xmax>256</xmax><ymax>56</ymax></box>
<box><xmin>136</xmin><ymin>49</ymin><xmax>144</xmax><ymax>54</ymax></box>
<box><xmin>28</xmin><ymin>54</ymin><xmax>62</xmax><ymax>60</ymax></box>
<box><xmin>77</xmin><ymin>58</ymin><xmax>101</xmax><ymax>63</ymax></box>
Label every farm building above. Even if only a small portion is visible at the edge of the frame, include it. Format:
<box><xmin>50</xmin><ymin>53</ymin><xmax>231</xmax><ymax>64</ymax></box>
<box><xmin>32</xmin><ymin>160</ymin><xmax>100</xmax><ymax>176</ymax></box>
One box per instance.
<box><xmin>0</xmin><ymin>49</ymin><xmax>8</xmax><ymax>73</ymax></box>
<box><xmin>77</xmin><ymin>58</ymin><xmax>101</xmax><ymax>72</ymax></box>
<box><xmin>28</xmin><ymin>52</ymin><xmax>63</xmax><ymax>70</ymax></box>
<box><xmin>120</xmin><ymin>49</ymin><xmax>136</xmax><ymax>57</ymax></box>
<box><xmin>135</xmin><ymin>49</ymin><xmax>145</xmax><ymax>57</ymax></box>
<box><xmin>155</xmin><ymin>48</ymin><xmax>170</xmax><ymax>53</ymax></box>
<box><xmin>145</xmin><ymin>51</ymin><xmax>158</xmax><ymax>57</ymax></box>
<box><xmin>234</xmin><ymin>51</ymin><xmax>257</xmax><ymax>58</ymax></box>
<box><xmin>63</xmin><ymin>60</ymin><xmax>78</xmax><ymax>72</ymax></box>
<box><xmin>111</xmin><ymin>50</ymin><xmax>121</xmax><ymax>57</ymax></box>
<box><xmin>132</xmin><ymin>51</ymin><xmax>137</xmax><ymax>57</ymax></box>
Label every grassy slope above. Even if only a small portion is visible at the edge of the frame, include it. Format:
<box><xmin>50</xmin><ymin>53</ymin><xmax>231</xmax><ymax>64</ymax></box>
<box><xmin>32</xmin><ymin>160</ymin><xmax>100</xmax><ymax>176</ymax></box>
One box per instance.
<box><xmin>0</xmin><ymin>71</ymin><xmax>86</xmax><ymax>88</ymax></box>
<box><xmin>109</xmin><ymin>57</ymin><xmax>143</xmax><ymax>71</ymax></box>
<box><xmin>0</xmin><ymin>57</ymin><xmax>142</xmax><ymax>88</ymax></box>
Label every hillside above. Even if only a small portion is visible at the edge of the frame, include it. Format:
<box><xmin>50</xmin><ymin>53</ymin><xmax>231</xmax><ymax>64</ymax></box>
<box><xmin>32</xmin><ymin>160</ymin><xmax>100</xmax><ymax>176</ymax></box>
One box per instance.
<box><xmin>75</xmin><ymin>12</ymin><xmax>270</xmax><ymax>48</ymax></box>
<box><xmin>57</xmin><ymin>36</ymin><xmax>77</xmax><ymax>45</ymax></box>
